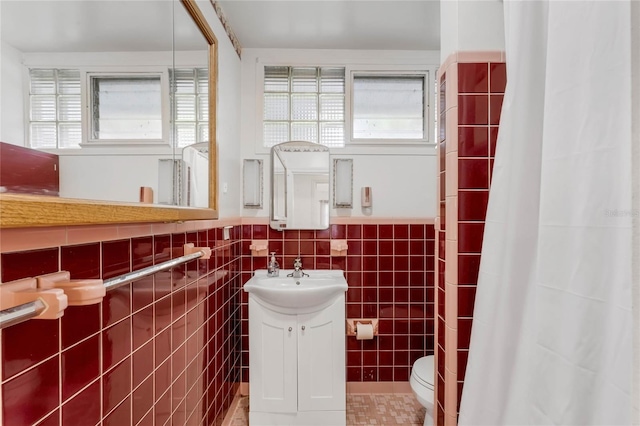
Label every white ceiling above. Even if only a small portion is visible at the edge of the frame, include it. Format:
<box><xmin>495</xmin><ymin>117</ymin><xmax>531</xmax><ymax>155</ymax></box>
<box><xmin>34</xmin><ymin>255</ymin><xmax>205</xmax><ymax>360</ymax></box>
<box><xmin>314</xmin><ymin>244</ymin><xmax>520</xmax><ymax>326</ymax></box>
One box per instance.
<box><xmin>216</xmin><ymin>0</ymin><xmax>441</xmax><ymax>51</ymax></box>
<box><xmin>0</xmin><ymin>0</ymin><xmax>440</xmax><ymax>54</ymax></box>
<box><xmin>0</xmin><ymin>1</ymin><xmax>207</xmax><ymax>53</ymax></box>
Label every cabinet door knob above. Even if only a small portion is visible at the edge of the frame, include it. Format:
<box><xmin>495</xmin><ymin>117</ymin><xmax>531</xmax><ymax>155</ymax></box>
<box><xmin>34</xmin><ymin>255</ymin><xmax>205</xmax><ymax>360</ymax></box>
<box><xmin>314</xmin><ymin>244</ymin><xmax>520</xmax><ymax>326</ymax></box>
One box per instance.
<box><xmin>301</xmin><ymin>325</ymin><xmax>305</xmax><ymax>331</ymax></box>
<box><xmin>288</xmin><ymin>327</ymin><xmax>292</xmax><ymax>332</ymax></box>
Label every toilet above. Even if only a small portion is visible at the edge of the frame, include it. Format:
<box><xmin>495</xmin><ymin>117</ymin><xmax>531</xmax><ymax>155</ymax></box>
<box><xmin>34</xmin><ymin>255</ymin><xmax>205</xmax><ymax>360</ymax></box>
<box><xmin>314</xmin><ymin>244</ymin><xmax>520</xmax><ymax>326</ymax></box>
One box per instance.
<box><xmin>410</xmin><ymin>355</ymin><xmax>435</xmax><ymax>426</ymax></box>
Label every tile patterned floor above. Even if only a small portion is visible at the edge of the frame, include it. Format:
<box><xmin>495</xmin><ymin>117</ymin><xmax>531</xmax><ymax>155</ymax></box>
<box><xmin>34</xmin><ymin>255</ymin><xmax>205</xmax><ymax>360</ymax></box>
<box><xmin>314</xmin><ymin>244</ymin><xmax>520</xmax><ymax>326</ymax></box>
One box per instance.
<box><xmin>229</xmin><ymin>394</ymin><xmax>425</xmax><ymax>426</ymax></box>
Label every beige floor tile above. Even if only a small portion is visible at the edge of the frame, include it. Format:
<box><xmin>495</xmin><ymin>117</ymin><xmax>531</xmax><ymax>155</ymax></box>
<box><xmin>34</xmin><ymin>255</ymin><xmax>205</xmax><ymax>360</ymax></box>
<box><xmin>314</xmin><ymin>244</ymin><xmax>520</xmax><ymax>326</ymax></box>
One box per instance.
<box><xmin>228</xmin><ymin>394</ymin><xmax>425</xmax><ymax>426</ymax></box>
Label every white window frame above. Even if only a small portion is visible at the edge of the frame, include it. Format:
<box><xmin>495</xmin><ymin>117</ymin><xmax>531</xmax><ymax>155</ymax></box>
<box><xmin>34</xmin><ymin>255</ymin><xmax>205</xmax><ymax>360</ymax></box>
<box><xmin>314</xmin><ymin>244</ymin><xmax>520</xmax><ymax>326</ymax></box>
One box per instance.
<box><xmin>349</xmin><ymin>69</ymin><xmax>431</xmax><ymax>146</ymax></box>
<box><xmin>255</xmin><ymin>59</ymin><xmax>437</xmax><ymax>153</ymax></box>
<box><xmin>82</xmin><ymin>69</ymin><xmax>171</xmax><ymax>147</ymax></box>
<box><xmin>23</xmin><ymin>65</ymin><xmax>174</xmax><ymax>151</ymax></box>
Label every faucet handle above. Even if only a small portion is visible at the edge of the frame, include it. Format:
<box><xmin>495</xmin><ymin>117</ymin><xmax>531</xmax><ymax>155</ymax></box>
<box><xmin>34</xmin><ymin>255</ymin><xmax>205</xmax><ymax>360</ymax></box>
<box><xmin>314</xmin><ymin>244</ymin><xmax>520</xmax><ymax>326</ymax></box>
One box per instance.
<box><xmin>293</xmin><ymin>257</ymin><xmax>302</xmax><ymax>269</ymax></box>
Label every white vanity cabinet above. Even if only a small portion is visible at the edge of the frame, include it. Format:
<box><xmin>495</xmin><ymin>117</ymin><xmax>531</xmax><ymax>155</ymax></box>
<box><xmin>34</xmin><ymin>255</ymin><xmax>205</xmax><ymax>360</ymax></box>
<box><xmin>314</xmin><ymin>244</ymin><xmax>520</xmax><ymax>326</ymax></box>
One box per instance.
<box><xmin>248</xmin><ymin>294</ymin><xmax>346</xmax><ymax>425</ymax></box>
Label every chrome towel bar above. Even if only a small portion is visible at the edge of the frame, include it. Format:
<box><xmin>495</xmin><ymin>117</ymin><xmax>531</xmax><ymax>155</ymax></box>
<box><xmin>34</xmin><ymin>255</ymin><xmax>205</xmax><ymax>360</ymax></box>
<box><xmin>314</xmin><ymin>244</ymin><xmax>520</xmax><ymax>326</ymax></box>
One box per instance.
<box><xmin>103</xmin><ymin>251</ymin><xmax>203</xmax><ymax>291</ymax></box>
<box><xmin>0</xmin><ymin>299</ymin><xmax>47</xmax><ymax>330</ymax></box>
<box><xmin>0</xmin><ymin>249</ymin><xmax>208</xmax><ymax>330</ymax></box>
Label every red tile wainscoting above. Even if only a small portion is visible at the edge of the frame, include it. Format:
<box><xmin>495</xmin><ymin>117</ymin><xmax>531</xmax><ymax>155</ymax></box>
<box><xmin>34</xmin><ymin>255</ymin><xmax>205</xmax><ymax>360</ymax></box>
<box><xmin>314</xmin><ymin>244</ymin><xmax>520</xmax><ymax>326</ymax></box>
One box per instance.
<box><xmin>0</xmin><ymin>224</ymin><xmax>243</xmax><ymax>426</ymax></box>
<box><xmin>240</xmin><ymin>222</ymin><xmax>436</xmax><ymax>383</ymax></box>
<box><xmin>0</xmin><ymin>219</ymin><xmax>436</xmax><ymax>425</ymax></box>
<box><xmin>436</xmin><ymin>53</ymin><xmax>506</xmax><ymax>426</ymax></box>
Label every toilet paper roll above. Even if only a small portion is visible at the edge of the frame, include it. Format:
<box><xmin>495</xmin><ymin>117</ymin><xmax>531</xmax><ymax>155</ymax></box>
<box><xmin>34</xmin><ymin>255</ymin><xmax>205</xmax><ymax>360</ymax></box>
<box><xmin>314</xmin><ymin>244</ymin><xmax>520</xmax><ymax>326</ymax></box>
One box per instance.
<box><xmin>356</xmin><ymin>322</ymin><xmax>374</xmax><ymax>340</ymax></box>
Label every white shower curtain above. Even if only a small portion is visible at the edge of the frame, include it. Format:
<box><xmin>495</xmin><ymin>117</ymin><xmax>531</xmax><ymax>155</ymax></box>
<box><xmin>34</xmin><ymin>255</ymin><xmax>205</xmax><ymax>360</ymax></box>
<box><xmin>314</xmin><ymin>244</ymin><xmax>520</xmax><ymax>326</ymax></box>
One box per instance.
<box><xmin>458</xmin><ymin>1</ymin><xmax>633</xmax><ymax>425</ymax></box>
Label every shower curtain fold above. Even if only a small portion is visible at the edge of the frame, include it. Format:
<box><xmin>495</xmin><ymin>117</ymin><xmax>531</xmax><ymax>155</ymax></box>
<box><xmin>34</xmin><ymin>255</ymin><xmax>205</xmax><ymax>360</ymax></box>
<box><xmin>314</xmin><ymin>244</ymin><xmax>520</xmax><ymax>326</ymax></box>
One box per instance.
<box><xmin>458</xmin><ymin>1</ymin><xmax>633</xmax><ymax>425</ymax></box>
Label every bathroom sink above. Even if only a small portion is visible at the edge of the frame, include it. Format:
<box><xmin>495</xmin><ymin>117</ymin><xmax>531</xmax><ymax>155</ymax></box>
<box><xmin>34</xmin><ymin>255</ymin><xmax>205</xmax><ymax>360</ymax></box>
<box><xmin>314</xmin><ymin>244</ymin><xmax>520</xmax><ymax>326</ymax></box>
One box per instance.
<box><xmin>244</xmin><ymin>269</ymin><xmax>347</xmax><ymax>311</ymax></box>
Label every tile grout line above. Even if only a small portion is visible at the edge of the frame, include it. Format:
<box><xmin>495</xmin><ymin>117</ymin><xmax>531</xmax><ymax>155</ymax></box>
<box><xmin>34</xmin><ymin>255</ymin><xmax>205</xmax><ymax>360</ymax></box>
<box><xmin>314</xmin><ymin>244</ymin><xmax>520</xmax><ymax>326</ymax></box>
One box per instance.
<box><xmin>1</xmin><ymin>351</ymin><xmax>59</xmax><ymax>386</ymax></box>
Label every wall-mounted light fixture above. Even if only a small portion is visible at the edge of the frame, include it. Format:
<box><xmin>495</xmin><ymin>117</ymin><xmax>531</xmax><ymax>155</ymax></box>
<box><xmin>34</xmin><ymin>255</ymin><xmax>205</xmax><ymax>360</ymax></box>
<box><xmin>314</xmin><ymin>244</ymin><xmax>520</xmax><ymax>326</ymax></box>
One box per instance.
<box><xmin>333</xmin><ymin>158</ymin><xmax>353</xmax><ymax>208</ymax></box>
<box><xmin>361</xmin><ymin>186</ymin><xmax>372</xmax><ymax>208</ymax></box>
<box><xmin>243</xmin><ymin>159</ymin><xmax>263</xmax><ymax>208</ymax></box>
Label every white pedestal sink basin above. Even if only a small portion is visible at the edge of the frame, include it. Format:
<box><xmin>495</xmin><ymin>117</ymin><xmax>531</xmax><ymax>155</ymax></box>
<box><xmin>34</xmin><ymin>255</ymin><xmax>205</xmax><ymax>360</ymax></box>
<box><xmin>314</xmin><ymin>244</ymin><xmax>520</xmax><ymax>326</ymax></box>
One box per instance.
<box><xmin>244</xmin><ymin>269</ymin><xmax>348</xmax><ymax>313</ymax></box>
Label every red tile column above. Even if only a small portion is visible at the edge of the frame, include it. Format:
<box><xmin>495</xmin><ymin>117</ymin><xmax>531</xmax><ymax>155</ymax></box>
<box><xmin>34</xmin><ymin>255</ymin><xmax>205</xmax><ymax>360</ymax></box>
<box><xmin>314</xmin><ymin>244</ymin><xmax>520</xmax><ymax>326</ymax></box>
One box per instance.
<box><xmin>435</xmin><ymin>52</ymin><xmax>506</xmax><ymax>426</ymax></box>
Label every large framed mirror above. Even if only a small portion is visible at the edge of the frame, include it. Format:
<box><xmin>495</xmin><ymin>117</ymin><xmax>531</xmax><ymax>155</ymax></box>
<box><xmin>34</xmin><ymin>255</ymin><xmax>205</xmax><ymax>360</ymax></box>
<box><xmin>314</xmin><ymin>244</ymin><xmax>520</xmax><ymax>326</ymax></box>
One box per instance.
<box><xmin>0</xmin><ymin>0</ymin><xmax>218</xmax><ymax>228</ymax></box>
<box><xmin>270</xmin><ymin>141</ymin><xmax>330</xmax><ymax>231</ymax></box>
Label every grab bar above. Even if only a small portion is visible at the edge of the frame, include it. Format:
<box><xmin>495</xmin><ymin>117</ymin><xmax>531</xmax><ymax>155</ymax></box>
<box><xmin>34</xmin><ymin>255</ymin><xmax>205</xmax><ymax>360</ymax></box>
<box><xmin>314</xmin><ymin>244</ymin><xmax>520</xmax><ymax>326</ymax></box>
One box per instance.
<box><xmin>0</xmin><ymin>300</ymin><xmax>47</xmax><ymax>329</ymax></box>
<box><xmin>0</xmin><ymin>245</ymin><xmax>211</xmax><ymax>330</ymax></box>
<box><xmin>103</xmin><ymin>251</ymin><xmax>203</xmax><ymax>291</ymax></box>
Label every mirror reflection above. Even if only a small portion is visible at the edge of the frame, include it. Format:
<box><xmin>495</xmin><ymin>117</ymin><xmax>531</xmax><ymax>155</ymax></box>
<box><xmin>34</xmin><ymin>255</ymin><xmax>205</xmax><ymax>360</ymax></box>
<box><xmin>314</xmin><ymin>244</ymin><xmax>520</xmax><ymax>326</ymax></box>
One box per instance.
<box><xmin>270</xmin><ymin>141</ymin><xmax>330</xmax><ymax>231</ymax></box>
<box><xmin>179</xmin><ymin>142</ymin><xmax>209</xmax><ymax>207</ymax></box>
<box><xmin>0</xmin><ymin>0</ymin><xmax>210</xmax><ymax>207</ymax></box>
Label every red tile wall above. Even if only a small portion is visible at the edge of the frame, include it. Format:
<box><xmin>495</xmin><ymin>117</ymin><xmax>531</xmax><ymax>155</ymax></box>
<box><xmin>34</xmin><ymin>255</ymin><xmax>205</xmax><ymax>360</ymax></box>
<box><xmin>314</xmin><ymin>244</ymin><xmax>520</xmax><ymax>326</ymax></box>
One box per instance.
<box><xmin>0</xmin><ymin>225</ymin><xmax>243</xmax><ymax>426</ymax></box>
<box><xmin>239</xmin><ymin>223</ymin><xmax>436</xmax><ymax>383</ymax></box>
<box><xmin>435</xmin><ymin>58</ymin><xmax>506</xmax><ymax>426</ymax></box>
<box><xmin>456</xmin><ymin>61</ymin><xmax>504</xmax><ymax>408</ymax></box>
<box><xmin>0</xmin><ymin>141</ymin><xmax>59</xmax><ymax>196</ymax></box>
<box><xmin>436</xmin><ymin>72</ymin><xmax>447</xmax><ymax>426</ymax></box>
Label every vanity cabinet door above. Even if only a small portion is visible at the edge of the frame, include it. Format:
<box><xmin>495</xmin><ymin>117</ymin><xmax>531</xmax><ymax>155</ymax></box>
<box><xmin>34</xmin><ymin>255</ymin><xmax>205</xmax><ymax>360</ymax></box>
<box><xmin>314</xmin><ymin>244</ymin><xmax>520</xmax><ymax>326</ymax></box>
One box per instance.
<box><xmin>248</xmin><ymin>297</ymin><xmax>297</xmax><ymax>413</ymax></box>
<box><xmin>297</xmin><ymin>297</ymin><xmax>346</xmax><ymax>412</ymax></box>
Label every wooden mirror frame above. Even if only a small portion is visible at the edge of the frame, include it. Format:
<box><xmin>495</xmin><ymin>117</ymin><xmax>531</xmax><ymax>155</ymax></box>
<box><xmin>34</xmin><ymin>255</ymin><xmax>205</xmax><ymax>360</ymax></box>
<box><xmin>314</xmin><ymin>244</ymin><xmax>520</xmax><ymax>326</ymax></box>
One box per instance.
<box><xmin>0</xmin><ymin>0</ymin><xmax>218</xmax><ymax>228</ymax></box>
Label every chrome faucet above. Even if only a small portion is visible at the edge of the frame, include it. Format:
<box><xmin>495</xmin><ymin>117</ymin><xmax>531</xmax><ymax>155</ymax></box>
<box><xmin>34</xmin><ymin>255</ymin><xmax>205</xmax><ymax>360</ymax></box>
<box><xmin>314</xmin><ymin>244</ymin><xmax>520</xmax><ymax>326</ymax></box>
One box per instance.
<box><xmin>287</xmin><ymin>257</ymin><xmax>309</xmax><ymax>279</ymax></box>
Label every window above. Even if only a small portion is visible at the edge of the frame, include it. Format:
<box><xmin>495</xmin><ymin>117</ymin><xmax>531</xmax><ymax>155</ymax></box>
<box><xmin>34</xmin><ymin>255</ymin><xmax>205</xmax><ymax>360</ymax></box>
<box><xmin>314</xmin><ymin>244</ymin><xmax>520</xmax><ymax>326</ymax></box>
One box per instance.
<box><xmin>172</xmin><ymin>68</ymin><xmax>209</xmax><ymax>148</ymax></box>
<box><xmin>352</xmin><ymin>73</ymin><xmax>427</xmax><ymax>141</ymax></box>
<box><xmin>263</xmin><ymin>66</ymin><xmax>345</xmax><ymax>148</ymax></box>
<box><xmin>89</xmin><ymin>74</ymin><xmax>163</xmax><ymax>141</ymax></box>
<box><xmin>29</xmin><ymin>69</ymin><xmax>82</xmax><ymax>149</ymax></box>
<box><xmin>28</xmin><ymin>68</ymin><xmax>207</xmax><ymax>149</ymax></box>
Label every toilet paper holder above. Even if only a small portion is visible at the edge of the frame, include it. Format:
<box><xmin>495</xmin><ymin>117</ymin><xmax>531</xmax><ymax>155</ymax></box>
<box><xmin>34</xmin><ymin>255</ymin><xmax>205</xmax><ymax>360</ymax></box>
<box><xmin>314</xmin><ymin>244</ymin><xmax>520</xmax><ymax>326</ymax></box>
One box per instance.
<box><xmin>346</xmin><ymin>318</ymin><xmax>379</xmax><ymax>337</ymax></box>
